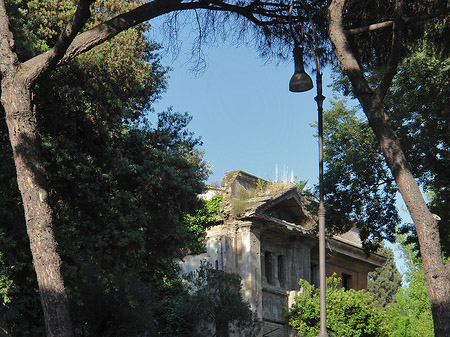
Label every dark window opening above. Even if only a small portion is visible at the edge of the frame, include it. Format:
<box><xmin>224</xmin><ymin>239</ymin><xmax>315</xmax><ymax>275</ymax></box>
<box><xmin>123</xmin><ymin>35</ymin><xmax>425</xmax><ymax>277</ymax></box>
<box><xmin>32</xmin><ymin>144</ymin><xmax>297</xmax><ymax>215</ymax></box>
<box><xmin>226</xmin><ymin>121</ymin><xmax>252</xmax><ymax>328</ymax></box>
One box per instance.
<box><xmin>265</xmin><ymin>251</ymin><xmax>273</xmax><ymax>285</ymax></box>
<box><xmin>277</xmin><ymin>255</ymin><xmax>285</xmax><ymax>287</ymax></box>
<box><xmin>311</xmin><ymin>263</ymin><xmax>318</xmax><ymax>288</ymax></box>
<box><xmin>342</xmin><ymin>273</ymin><xmax>352</xmax><ymax>290</ymax></box>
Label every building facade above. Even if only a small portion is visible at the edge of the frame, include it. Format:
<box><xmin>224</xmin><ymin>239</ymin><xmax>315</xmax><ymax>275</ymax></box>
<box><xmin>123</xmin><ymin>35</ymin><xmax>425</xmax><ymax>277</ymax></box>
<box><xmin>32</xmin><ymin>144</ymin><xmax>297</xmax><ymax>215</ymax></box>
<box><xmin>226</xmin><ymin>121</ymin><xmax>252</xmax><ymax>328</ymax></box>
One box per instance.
<box><xmin>181</xmin><ymin>171</ymin><xmax>386</xmax><ymax>336</ymax></box>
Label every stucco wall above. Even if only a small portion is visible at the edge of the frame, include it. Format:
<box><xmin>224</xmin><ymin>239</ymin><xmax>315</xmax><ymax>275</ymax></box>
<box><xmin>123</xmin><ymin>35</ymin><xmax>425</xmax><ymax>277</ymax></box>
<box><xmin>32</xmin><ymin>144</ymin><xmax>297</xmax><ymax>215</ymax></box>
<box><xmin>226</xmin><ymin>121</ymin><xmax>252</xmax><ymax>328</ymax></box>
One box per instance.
<box><xmin>326</xmin><ymin>264</ymin><xmax>368</xmax><ymax>291</ymax></box>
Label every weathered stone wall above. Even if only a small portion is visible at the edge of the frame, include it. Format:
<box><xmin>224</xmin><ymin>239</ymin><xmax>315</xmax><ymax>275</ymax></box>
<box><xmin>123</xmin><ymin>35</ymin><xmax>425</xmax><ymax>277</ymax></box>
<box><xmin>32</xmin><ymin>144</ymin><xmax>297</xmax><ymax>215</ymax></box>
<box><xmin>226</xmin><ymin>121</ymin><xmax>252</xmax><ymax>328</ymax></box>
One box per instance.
<box><xmin>262</xmin><ymin>288</ymin><xmax>288</xmax><ymax>323</ymax></box>
<box><xmin>262</xmin><ymin>321</ymin><xmax>288</xmax><ymax>337</ymax></box>
<box><xmin>236</xmin><ymin>223</ymin><xmax>262</xmax><ymax>316</ymax></box>
<box><xmin>180</xmin><ymin>172</ymin><xmax>385</xmax><ymax>337</ymax></box>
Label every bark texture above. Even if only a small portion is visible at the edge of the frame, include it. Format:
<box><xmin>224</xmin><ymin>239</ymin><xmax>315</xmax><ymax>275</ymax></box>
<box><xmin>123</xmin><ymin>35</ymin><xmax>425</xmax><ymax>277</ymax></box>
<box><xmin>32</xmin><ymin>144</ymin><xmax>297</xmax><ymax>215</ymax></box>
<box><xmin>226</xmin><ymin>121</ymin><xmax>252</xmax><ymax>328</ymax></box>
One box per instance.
<box><xmin>2</xmin><ymin>0</ymin><xmax>447</xmax><ymax>335</ymax></box>
<box><xmin>0</xmin><ymin>0</ymin><xmax>101</xmax><ymax>335</ymax></box>
<box><xmin>328</xmin><ymin>0</ymin><xmax>450</xmax><ymax>335</ymax></box>
<box><xmin>1</xmin><ymin>77</ymin><xmax>74</xmax><ymax>337</ymax></box>
<box><xmin>0</xmin><ymin>0</ymin><xmax>83</xmax><ymax>334</ymax></box>
<box><xmin>0</xmin><ymin>1</ymin><xmax>278</xmax><ymax>335</ymax></box>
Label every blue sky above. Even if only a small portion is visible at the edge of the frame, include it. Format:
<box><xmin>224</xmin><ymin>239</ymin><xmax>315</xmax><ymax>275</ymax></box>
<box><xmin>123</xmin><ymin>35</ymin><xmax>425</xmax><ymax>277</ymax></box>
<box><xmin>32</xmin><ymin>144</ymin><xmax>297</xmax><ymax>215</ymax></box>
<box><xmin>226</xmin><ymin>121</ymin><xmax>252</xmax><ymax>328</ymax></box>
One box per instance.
<box><xmin>151</xmin><ymin>32</ymin><xmax>334</xmax><ymax>188</ymax></box>
<box><xmin>149</xmin><ymin>20</ymin><xmax>409</xmax><ymax>275</ymax></box>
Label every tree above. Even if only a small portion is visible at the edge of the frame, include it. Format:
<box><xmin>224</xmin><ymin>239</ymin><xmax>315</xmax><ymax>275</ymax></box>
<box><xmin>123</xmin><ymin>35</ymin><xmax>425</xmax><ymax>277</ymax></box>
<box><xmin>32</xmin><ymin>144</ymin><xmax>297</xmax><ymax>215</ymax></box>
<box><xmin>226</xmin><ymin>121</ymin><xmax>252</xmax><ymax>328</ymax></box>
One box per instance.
<box><xmin>327</xmin><ymin>1</ymin><xmax>450</xmax><ymax>334</ymax></box>
<box><xmin>330</xmin><ymin>35</ymin><xmax>450</xmax><ymax>258</ymax></box>
<box><xmin>383</xmin><ymin>43</ymin><xmax>450</xmax><ymax>257</ymax></box>
<box><xmin>184</xmin><ymin>262</ymin><xmax>261</xmax><ymax>337</ymax></box>
<box><xmin>0</xmin><ymin>104</ymin><xmax>209</xmax><ymax>336</ymax></box>
<box><xmin>385</xmin><ymin>239</ymin><xmax>434</xmax><ymax>337</ymax></box>
<box><xmin>1</xmin><ymin>1</ymin><xmax>210</xmax><ymax>334</ymax></box>
<box><xmin>321</xmin><ymin>99</ymin><xmax>400</xmax><ymax>251</ymax></box>
<box><xmin>320</xmin><ymin>99</ymin><xmax>403</xmax><ymax>306</ymax></box>
<box><xmin>1</xmin><ymin>0</ymin><xmax>449</xmax><ymax>335</ymax></box>
<box><xmin>154</xmin><ymin>262</ymin><xmax>260</xmax><ymax>337</ymax></box>
<box><xmin>368</xmin><ymin>246</ymin><xmax>402</xmax><ymax>308</ymax></box>
<box><xmin>287</xmin><ymin>276</ymin><xmax>387</xmax><ymax>337</ymax></box>
<box><xmin>0</xmin><ymin>1</ymin><xmax>289</xmax><ymax>334</ymax></box>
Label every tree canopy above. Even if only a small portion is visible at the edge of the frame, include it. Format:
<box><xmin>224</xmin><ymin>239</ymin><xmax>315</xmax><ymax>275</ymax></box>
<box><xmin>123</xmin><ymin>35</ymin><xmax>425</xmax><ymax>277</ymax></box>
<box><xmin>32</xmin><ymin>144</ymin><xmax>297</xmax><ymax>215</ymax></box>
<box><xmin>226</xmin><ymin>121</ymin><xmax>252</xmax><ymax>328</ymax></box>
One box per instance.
<box><xmin>321</xmin><ymin>98</ymin><xmax>400</xmax><ymax>251</ymax></box>
<box><xmin>328</xmin><ymin>21</ymin><xmax>450</xmax><ymax>255</ymax></box>
<box><xmin>385</xmin><ymin>238</ymin><xmax>435</xmax><ymax>337</ymax></box>
<box><xmin>1</xmin><ymin>1</ymin><xmax>210</xmax><ymax>335</ymax></box>
<box><xmin>1</xmin><ymin>0</ymin><xmax>449</xmax><ymax>335</ymax></box>
<box><xmin>368</xmin><ymin>246</ymin><xmax>402</xmax><ymax>308</ymax></box>
<box><xmin>384</xmin><ymin>42</ymin><xmax>450</xmax><ymax>256</ymax></box>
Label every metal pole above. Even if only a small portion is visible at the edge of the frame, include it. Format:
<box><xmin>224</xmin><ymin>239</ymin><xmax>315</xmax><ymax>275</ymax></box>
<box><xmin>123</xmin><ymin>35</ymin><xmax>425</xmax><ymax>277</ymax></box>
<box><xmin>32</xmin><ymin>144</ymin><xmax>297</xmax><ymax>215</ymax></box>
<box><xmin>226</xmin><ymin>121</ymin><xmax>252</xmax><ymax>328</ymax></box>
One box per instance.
<box><xmin>307</xmin><ymin>4</ymin><xmax>328</xmax><ymax>335</ymax></box>
<box><xmin>289</xmin><ymin>2</ymin><xmax>328</xmax><ymax>334</ymax></box>
<box><xmin>315</xmin><ymin>71</ymin><xmax>328</xmax><ymax>337</ymax></box>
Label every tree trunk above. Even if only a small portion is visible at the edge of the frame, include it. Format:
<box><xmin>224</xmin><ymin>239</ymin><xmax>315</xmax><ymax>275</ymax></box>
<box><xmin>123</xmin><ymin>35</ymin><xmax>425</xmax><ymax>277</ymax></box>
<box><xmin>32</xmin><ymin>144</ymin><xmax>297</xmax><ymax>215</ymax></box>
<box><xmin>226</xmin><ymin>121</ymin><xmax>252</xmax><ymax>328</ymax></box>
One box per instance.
<box><xmin>1</xmin><ymin>74</ymin><xmax>74</xmax><ymax>337</ymax></box>
<box><xmin>328</xmin><ymin>1</ymin><xmax>450</xmax><ymax>335</ymax></box>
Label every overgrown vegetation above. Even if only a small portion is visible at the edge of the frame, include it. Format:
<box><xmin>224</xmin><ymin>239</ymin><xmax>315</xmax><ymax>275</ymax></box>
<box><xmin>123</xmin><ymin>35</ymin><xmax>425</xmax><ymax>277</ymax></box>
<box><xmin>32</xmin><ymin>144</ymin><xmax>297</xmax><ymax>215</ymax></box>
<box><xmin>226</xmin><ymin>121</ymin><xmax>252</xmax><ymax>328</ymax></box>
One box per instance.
<box><xmin>185</xmin><ymin>195</ymin><xmax>223</xmax><ymax>254</ymax></box>
<box><xmin>157</xmin><ymin>262</ymin><xmax>261</xmax><ymax>337</ymax></box>
<box><xmin>384</xmin><ymin>238</ymin><xmax>435</xmax><ymax>337</ymax></box>
<box><xmin>231</xmin><ymin>178</ymin><xmax>308</xmax><ymax>217</ymax></box>
<box><xmin>287</xmin><ymin>275</ymin><xmax>387</xmax><ymax>337</ymax></box>
<box><xmin>287</xmin><ymin>241</ymin><xmax>436</xmax><ymax>337</ymax></box>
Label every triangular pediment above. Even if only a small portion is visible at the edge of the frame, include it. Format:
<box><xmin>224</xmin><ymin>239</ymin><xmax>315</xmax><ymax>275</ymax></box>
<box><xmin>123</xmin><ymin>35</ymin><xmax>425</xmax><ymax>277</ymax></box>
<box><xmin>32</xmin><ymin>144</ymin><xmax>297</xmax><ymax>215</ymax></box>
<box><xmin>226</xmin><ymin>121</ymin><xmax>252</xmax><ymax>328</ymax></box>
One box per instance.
<box><xmin>254</xmin><ymin>187</ymin><xmax>310</xmax><ymax>227</ymax></box>
<box><xmin>221</xmin><ymin>171</ymin><xmax>314</xmax><ymax>231</ymax></box>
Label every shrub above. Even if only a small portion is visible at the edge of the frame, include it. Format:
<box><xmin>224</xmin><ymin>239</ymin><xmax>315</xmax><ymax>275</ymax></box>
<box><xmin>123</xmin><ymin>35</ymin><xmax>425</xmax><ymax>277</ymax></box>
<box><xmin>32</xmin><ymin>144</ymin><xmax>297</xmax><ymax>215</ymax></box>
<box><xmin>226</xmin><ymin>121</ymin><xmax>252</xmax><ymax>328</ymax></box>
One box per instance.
<box><xmin>286</xmin><ymin>275</ymin><xmax>387</xmax><ymax>337</ymax></box>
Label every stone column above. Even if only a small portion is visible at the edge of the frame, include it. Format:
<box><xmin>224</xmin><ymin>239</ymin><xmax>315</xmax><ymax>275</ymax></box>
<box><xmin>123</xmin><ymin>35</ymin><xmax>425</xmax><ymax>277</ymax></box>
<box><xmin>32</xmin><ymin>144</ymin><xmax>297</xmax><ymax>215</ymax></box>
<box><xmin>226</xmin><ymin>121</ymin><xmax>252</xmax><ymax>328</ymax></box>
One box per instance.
<box><xmin>236</xmin><ymin>223</ymin><xmax>262</xmax><ymax>318</ymax></box>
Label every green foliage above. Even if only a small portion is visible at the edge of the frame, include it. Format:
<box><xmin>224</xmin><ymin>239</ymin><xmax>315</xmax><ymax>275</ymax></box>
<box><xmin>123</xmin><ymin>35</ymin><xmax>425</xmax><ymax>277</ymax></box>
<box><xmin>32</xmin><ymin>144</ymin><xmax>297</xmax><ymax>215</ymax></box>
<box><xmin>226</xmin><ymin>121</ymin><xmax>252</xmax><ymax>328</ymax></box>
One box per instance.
<box><xmin>48</xmin><ymin>109</ymin><xmax>207</xmax><ymax>335</ymax></box>
<box><xmin>384</xmin><ymin>44</ymin><xmax>450</xmax><ymax>256</ymax></box>
<box><xmin>367</xmin><ymin>246</ymin><xmax>402</xmax><ymax>308</ymax></box>
<box><xmin>184</xmin><ymin>195</ymin><xmax>223</xmax><ymax>254</ymax></box>
<box><xmin>287</xmin><ymin>276</ymin><xmax>387</xmax><ymax>337</ymax></box>
<box><xmin>294</xmin><ymin>178</ymin><xmax>309</xmax><ymax>194</ymax></box>
<box><xmin>384</xmin><ymin>239</ymin><xmax>434</xmax><ymax>337</ymax></box>
<box><xmin>158</xmin><ymin>262</ymin><xmax>260</xmax><ymax>337</ymax></box>
<box><xmin>256</xmin><ymin>178</ymin><xmax>270</xmax><ymax>193</ymax></box>
<box><xmin>0</xmin><ymin>1</ymin><xmax>210</xmax><ymax>335</ymax></box>
<box><xmin>321</xmin><ymin>99</ymin><xmax>400</xmax><ymax>251</ymax></box>
<box><xmin>0</xmin><ymin>252</ymin><xmax>13</xmax><ymax>305</ymax></box>
<box><xmin>1</xmin><ymin>107</ymin><xmax>208</xmax><ymax>335</ymax></box>
<box><xmin>330</xmin><ymin>29</ymin><xmax>450</xmax><ymax>256</ymax></box>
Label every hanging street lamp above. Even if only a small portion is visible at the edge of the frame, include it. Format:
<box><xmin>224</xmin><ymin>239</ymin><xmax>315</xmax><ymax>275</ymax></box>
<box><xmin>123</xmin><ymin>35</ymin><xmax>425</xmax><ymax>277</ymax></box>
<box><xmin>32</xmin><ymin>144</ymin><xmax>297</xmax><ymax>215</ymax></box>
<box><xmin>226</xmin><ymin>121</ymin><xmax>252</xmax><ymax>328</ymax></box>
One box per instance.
<box><xmin>289</xmin><ymin>1</ymin><xmax>328</xmax><ymax>336</ymax></box>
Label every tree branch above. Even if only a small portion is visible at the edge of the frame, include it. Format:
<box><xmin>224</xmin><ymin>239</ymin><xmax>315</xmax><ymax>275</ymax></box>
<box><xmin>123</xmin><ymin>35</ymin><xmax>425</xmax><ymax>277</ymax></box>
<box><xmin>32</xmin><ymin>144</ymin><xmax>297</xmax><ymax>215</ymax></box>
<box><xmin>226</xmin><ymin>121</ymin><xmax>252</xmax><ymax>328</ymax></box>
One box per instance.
<box><xmin>20</xmin><ymin>0</ymin><xmax>95</xmax><ymax>83</ymax></box>
<box><xmin>346</xmin><ymin>21</ymin><xmax>394</xmax><ymax>35</ymax></box>
<box><xmin>346</xmin><ymin>8</ymin><xmax>450</xmax><ymax>35</ymax></box>
<box><xmin>0</xmin><ymin>0</ymin><xmax>19</xmax><ymax>76</ymax></box>
<box><xmin>375</xmin><ymin>0</ymin><xmax>405</xmax><ymax>101</ymax></box>
<box><xmin>14</xmin><ymin>0</ymin><xmax>302</xmax><ymax>80</ymax></box>
<box><xmin>328</xmin><ymin>0</ymin><xmax>373</xmax><ymax>97</ymax></box>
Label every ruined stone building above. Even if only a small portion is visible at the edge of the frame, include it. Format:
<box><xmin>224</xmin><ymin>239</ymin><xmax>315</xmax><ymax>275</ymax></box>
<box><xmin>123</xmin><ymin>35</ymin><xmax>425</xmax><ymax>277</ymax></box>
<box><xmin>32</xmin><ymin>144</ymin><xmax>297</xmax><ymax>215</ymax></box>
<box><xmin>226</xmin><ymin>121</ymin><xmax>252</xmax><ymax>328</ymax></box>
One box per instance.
<box><xmin>181</xmin><ymin>171</ymin><xmax>386</xmax><ymax>337</ymax></box>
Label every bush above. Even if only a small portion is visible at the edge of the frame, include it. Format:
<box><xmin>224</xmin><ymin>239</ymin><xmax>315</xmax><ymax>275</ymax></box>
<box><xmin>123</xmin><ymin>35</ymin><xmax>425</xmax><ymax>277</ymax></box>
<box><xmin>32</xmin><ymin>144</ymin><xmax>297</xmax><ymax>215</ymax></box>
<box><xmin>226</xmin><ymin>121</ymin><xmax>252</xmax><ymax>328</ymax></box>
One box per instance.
<box><xmin>286</xmin><ymin>275</ymin><xmax>386</xmax><ymax>337</ymax></box>
<box><xmin>158</xmin><ymin>262</ymin><xmax>261</xmax><ymax>337</ymax></box>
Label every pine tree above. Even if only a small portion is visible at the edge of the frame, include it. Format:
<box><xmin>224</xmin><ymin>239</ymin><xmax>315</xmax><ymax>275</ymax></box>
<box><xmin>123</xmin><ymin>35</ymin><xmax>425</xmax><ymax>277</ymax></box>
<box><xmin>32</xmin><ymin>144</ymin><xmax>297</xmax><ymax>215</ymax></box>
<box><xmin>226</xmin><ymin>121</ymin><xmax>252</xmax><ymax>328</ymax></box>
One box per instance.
<box><xmin>368</xmin><ymin>246</ymin><xmax>402</xmax><ymax>308</ymax></box>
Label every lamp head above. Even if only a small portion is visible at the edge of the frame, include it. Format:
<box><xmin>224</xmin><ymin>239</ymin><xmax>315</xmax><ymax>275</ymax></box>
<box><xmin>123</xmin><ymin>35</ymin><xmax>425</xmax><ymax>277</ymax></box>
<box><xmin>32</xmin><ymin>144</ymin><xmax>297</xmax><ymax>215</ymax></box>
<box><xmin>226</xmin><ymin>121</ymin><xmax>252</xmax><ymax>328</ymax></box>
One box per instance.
<box><xmin>289</xmin><ymin>46</ymin><xmax>313</xmax><ymax>92</ymax></box>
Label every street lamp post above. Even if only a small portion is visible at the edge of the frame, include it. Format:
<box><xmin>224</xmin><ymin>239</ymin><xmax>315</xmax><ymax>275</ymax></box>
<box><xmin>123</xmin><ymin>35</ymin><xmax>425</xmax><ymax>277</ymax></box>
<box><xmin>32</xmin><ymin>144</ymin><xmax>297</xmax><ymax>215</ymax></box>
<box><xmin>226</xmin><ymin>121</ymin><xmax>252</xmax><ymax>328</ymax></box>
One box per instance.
<box><xmin>289</xmin><ymin>2</ymin><xmax>328</xmax><ymax>336</ymax></box>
